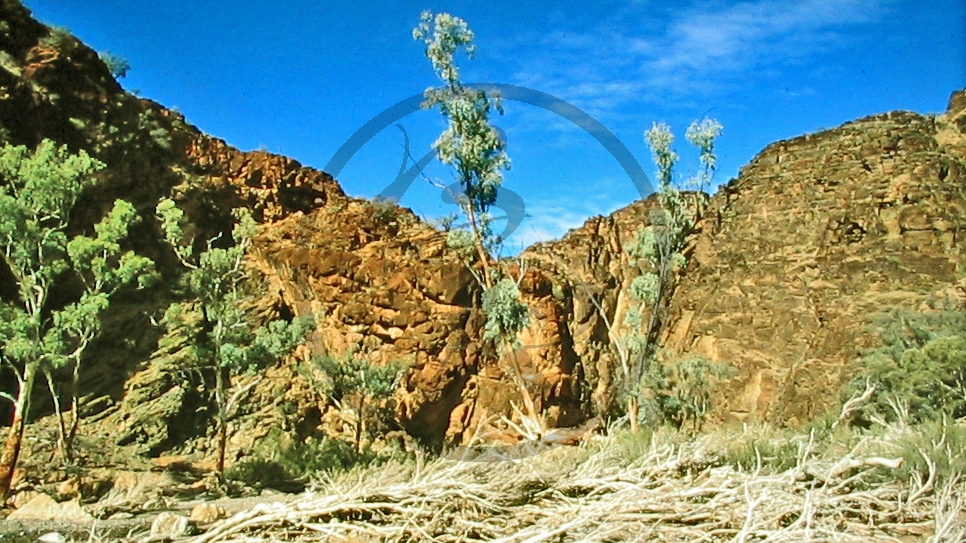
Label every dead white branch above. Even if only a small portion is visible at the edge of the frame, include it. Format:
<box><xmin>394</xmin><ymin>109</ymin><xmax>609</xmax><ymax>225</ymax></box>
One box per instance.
<box><xmin>177</xmin><ymin>426</ymin><xmax>957</xmax><ymax>543</ymax></box>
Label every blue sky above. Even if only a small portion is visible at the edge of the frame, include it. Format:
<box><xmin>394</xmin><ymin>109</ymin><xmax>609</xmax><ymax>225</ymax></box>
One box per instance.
<box><xmin>22</xmin><ymin>0</ymin><xmax>966</xmax><ymax>252</ymax></box>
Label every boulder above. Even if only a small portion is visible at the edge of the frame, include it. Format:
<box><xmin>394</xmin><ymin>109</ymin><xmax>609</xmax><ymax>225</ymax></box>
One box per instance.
<box><xmin>7</xmin><ymin>493</ymin><xmax>94</xmax><ymax>523</ymax></box>
<box><xmin>150</xmin><ymin>512</ymin><xmax>191</xmax><ymax>539</ymax></box>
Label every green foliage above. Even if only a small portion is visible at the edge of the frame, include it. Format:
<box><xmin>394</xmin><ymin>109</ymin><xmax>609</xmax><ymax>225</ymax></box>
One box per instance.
<box><xmin>884</xmin><ymin>418</ymin><xmax>966</xmax><ymax>484</ymax></box>
<box><xmin>158</xmin><ymin>199</ymin><xmax>310</xmax><ymax>374</ymax></box>
<box><xmin>155</xmin><ymin>197</ymin><xmax>192</xmax><ymax>262</ymax></box>
<box><xmin>640</xmin><ymin>355</ymin><xmax>735</xmax><ymax>430</ymax></box>
<box><xmin>0</xmin><ymin>141</ymin><xmax>100</xmax><ymax>304</ymax></box>
<box><xmin>98</xmin><ymin>51</ymin><xmax>130</xmax><ymax>79</ymax></box>
<box><xmin>414</xmin><ymin>11</ymin><xmax>528</xmax><ymax>355</ymax></box>
<box><xmin>430</xmin><ymin>213</ymin><xmax>458</xmax><ymax>232</ymax></box>
<box><xmin>0</xmin><ymin>51</ymin><xmax>20</xmax><ymax>77</ymax></box>
<box><xmin>140</xmin><ymin>111</ymin><xmax>172</xmax><ymax>150</ymax></box>
<box><xmin>157</xmin><ymin>198</ymin><xmax>310</xmax><ymax>472</ymax></box>
<box><xmin>445</xmin><ymin>228</ymin><xmax>475</xmax><ymax>255</ymax></box>
<box><xmin>628</xmin><ymin>273</ymin><xmax>659</xmax><ymax>305</ymax></box>
<box><xmin>619</xmin><ymin>307</ymin><xmax>647</xmax><ymax>357</ymax></box>
<box><xmin>307</xmin><ymin>353</ymin><xmax>407</xmax><ymax>454</ymax></box>
<box><xmin>686</xmin><ymin>119</ymin><xmax>723</xmax><ymax>193</ymax></box>
<box><xmin>227</xmin><ymin>432</ymin><xmax>407</xmax><ymax>491</ymax></box>
<box><xmin>715</xmin><ymin>429</ymin><xmax>803</xmax><ymax>472</ymax></box>
<box><xmin>312</xmin><ymin>353</ymin><xmax>405</xmax><ymax>406</ymax></box>
<box><xmin>645</xmin><ymin>122</ymin><xmax>678</xmax><ymax>188</ymax></box>
<box><xmin>592</xmin><ymin>426</ymin><xmax>657</xmax><ymax>464</ymax></box>
<box><xmin>847</xmin><ymin>309</ymin><xmax>966</xmax><ymax>424</ymax></box>
<box><xmin>0</xmin><ymin>141</ymin><xmax>155</xmax><ymax>369</ymax></box>
<box><xmin>626</xmin><ymin>226</ymin><xmax>658</xmax><ymax>262</ymax></box>
<box><xmin>0</xmin><ymin>139</ymin><xmax>155</xmax><ymax>473</ymax></box>
<box><xmin>272</xmin><ymin>437</ymin><xmax>368</xmax><ymax>478</ymax></box>
<box><xmin>40</xmin><ymin>26</ymin><xmax>73</xmax><ymax>51</ymax></box>
<box><xmin>414</xmin><ymin>11</ymin><xmax>510</xmax><ymax>213</ymax></box>
<box><xmin>223</xmin><ymin>458</ymin><xmax>290</xmax><ymax>490</ymax></box>
<box><xmin>607</xmin><ymin>120</ymin><xmax>721</xmax><ymax>420</ymax></box>
<box><xmin>481</xmin><ymin>277</ymin><xmax>530</xmax><ymax>346</ymax></box>
<box><xmin>369</xmin><ymin>197</ymin><xmax>407</xmax><ymax>230</ymax></box>
<box><xmin>93</xmin><ymin>99</ymin><xmax>174</xmax><ymax>158</ymax></box>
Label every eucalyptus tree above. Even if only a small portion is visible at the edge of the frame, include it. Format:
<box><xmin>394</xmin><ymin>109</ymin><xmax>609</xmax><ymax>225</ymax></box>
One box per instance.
<box><xmin>412</xmin><ymin>12</ymin><xmax>510</xmax><ymax>287</ymax></box>
<box><xmin>0</xmin><ymin>140</ymin><xmax>156</xmax><ymax>498</ymax></box>
<box><xmin>413</xmin><ymin>11</ymin><xmax>533</xmax><ymax>420</ymax></box>
<box><xmin>618</xmin><ymin>119</ymin><xmax>723</xmax><ymax>429</ymax></box>
<box><xmin>156</xmin><ymin>198</ymin><xmax>309</xmax><ymax>476</ymax></box>
<box><xmin>413</xmin><ymin>10</ymin><xmax>527</xmax><ymax>327</ymax></box>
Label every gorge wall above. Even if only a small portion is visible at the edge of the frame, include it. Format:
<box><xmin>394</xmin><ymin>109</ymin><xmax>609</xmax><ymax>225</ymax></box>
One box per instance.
<box><xmin>2</xmin><ymin>1</ymin><xmax>965</xmax><ymax>463</ymax></box>
<box><xmin>524</xmin><ymin>96</ymin><xmax>966</xmax><ymax>430</ymax></box>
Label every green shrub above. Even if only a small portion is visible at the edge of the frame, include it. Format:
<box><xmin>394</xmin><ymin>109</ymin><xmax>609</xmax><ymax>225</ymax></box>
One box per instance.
<box><xmin>599</xmin><ymin>426</ymin><xmax>657</xmax><ymax>464</ymax></box>
<box><xmin>98</xmin><ymin>51</ymin><xmax>130</xmax><ymax>79</ymax></box>
<box><xmin>481</xmin><ymin>277</ymin><xmax>530</xmax><ymax>346</ymax></box>
<box><xmin>224</xmin><ymin>458</ymin><xmax>290</xmax><ymax>490</ymax></box>
<box><xmin>276</xmin><ymin>437</ymin><xmax>380</xmax><ymax>478</ymax></box>
<box><xmin>40</xmin><ymin>26</ymin><xmax>73</xmax><ymax>50</ymax></box>
<box><xmin>879</xmin><ymin>418</ymin><xmax>966</xmax><ymax>485</ymax></box>
<box><xmin>369</xmin><ymin>197</ymin><xmax>408</xmax><ymax>230</ymax></box>
<box><xmin>306</xmin><ymin>353</ymin><xmax>408</xmax><ymax>454</ymax></box>
<box><xmin>846</xmin><ymin>309</ymin><xmax>966</xmax><ymax>424</ymax></box>
<box><xmin>640</xmin><ymin>355</ymin><xmax>735</xmax><ymax>431</ymax></box>
<box><xmin>0</xmin><ymin>51</ymin><xmax>20</xmax><ymax>75</ymax></box>
<box><xmin>228</xmin><ymin>435</ymin><xmax>403</xmax><ymax>491</ymax></box>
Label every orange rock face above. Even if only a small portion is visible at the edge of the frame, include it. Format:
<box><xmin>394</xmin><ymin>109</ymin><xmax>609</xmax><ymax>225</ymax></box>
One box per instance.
<box><xmin>1</xmin><ymin>1</ymin><xmax>965</xmax><ymax>458</ymax></box>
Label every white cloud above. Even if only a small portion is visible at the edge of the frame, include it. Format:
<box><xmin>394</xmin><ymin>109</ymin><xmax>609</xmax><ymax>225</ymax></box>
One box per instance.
<box><xmin>503</xmin><ymin>0</ymin><xmax>892</xmax><ymax>121</ymax></box>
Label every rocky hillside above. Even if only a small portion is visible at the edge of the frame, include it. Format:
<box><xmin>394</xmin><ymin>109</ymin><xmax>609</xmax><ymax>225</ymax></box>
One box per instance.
<box><xmin>524</xmin><ymin>91</ymin><xmax>966</xmax><ymax>428</ymax></box>
<box><xmin>2</xmin><ymin>0</ymin><xmax>965</xmax><ymax>468</ymax></box>
<box><xmin>663</xmin><ymin>101</ymin><xmax>966</xmax><ymax>425</ymax></box>
<box><xmin>0</xmin><ymin>0</ymin><xmax>489</xmax><ymax>460</ymax></box>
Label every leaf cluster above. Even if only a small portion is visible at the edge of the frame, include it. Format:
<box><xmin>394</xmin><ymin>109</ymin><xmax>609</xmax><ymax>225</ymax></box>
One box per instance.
<box><xmin>306</xmin><ymin>353</ymin><xmax>409</xmax><ymax>454</ymax></box>
<box><xmin>157</xmin><ymin>199</ymin><xmax>308</xmax><ymax>375</ymax></box>
<box><xmin>847</xmin><ymin>308</ymin><xmax>966</xmax><ymax>424</ymax></box>
<box><xmin>39</xmin><ymin>25</ymin><xmax>74</xmax><ymax>51</ymax></box>
<box><xmin>97</xmin><ymin>51</ymin><xmax>130</xmax><ymax>79</ymax></box>
<box><xmin>481</xmin><ymin>277</ymin><xmax>530</xmax><ymax>346</ymax></box>
<box><xmin>311</xmin><ymin>353</ymin><xmax>406</xmax><ymax>406</ymax></box>
<box><xmin>0</xmin><ymin>140</ymin><xmax>155</xmax><ymax>371</ymax></box>
<box><xmin>640</xmin><ymin>355</ymin><xmax>735</xmax><ymax>430</ymax></box>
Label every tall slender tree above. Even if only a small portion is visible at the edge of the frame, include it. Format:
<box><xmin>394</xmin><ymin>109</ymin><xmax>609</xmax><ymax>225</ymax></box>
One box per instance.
<box><xmin>413</xmin><ymin>11</ymin><xmax>533</xmax><ymax>422</ymax></box>
<box><xmin>156</xmin><ymin>198</ymin><xmax>310</xmax><ymax>477</ymax></box>
<box><xmin>617</xmin><ymin>119</ymin><xmax>722</xmax><ymax>429</ymax></box>
<box><xmin>412</xmin><ymin>11</ymin><xmax>511</xmax><ymax>290</ymax></box>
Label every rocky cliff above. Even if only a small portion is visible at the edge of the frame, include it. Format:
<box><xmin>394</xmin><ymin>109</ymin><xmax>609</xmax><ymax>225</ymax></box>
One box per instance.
<box><xmin>663</xmin><ymin>99</ymin><xmax>966</xmax><ymax>424</ymax></box>
<box><xmin>522</xmin><ymin>91</ymin><xmax>966</xmax><ymax>428</ymax></box>
<box><xmin>2</xmin><ymin>0</ymin><xmax>965</xmax><ymax>467</ymax></box>
<box><xmin>0</xmin><ymin>0</ymin><xmax>486</xmax><ymax>458</ymax></box>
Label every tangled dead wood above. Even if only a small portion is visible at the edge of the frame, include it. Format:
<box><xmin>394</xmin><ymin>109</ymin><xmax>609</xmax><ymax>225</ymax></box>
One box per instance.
<box><xmin>178</xmin><ymin>426</ymin><xmax>965</xmax><ymax>543</ymax></box>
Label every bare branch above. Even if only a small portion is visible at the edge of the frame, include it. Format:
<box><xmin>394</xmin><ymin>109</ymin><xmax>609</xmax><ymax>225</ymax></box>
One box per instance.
<box><xmin>832</xmin><ymin>379</ymin><xmax>876</xmax><ymax>430</ymax></box>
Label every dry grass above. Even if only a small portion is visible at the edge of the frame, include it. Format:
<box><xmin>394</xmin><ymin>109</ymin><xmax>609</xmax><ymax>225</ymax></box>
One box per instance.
<box><xmin>180</xmin><ymin>420</ymin><xmax>966</xmax><ymax>543</ymax></box>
